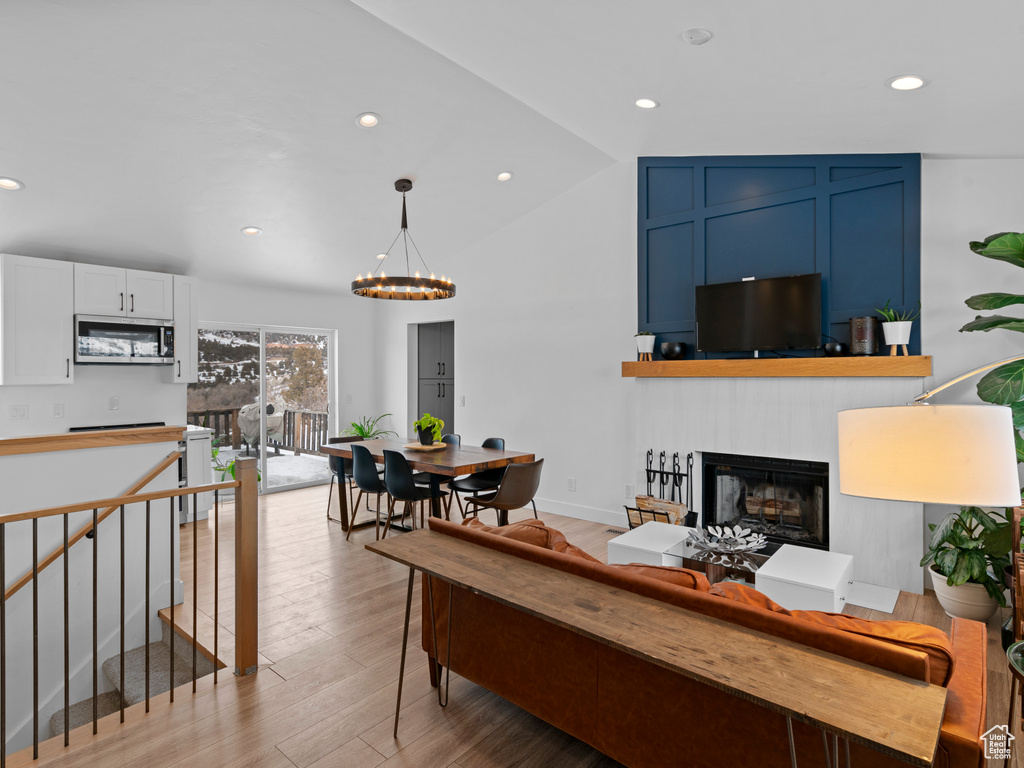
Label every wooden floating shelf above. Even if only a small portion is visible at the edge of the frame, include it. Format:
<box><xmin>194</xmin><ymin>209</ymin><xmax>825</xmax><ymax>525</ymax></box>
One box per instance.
<box><xmin>621</xmin><ymin>356</ymin><xmax>932</xmax><ymax>379</ymax></box>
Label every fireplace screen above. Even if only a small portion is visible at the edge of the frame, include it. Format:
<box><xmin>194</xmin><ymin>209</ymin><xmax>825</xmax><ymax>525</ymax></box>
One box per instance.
<box><xmin>702</xmin><ymin>452</ymin><xmax>828</xmax><ymax>550</ymax></box>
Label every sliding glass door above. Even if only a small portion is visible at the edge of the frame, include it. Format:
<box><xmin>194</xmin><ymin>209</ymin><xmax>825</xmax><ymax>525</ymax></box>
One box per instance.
<box><xmin>186</xmin><ymin>324</ymin><xmax>336</xmax><ymax>493</ymax></box>
<box><xmin>261</xmin><ymin>330</ymin><xmax>333</xmax><ymax>491</ymax></box>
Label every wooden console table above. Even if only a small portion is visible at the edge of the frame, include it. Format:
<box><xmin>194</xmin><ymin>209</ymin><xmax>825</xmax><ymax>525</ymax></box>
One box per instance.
<box><xmin>367</xmin><ymin>529</ymin><xmax>946</xmax><ymax>766</ymax></box>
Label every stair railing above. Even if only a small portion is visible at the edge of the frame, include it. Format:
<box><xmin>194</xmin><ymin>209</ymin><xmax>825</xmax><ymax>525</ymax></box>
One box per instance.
<box><xmin>3</xmin><ymin>451</ymin><xmax>182</xmax><ymax>603</ymax></box>
<box><xmin>0</xmin><ymin>457</ymin><xmax>259</xmax><ymax>766</ymax></box>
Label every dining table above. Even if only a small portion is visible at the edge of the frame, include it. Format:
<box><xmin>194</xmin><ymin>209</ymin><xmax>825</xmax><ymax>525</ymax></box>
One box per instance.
<box><xmin>321</xmin><ymin>437</ymin><xmax>535</xmax><ymax>532</ymax></box>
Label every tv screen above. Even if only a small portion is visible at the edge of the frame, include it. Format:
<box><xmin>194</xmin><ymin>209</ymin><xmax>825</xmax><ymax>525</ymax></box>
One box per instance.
<box><xmin>695</xmin><ymin>273</ymin><xmax>822</xmax><ymax>353</ymax></box>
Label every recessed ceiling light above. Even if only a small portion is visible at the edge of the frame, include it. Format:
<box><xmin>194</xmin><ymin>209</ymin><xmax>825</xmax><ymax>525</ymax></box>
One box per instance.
<box><xmin>497</xmin><ymin>172</ymin><xmax>514</xmax><ymax>182</ymax></box>
<box><xmin>241</xmin><ymin>226</ymin><xmax>262</xmax><ymax>236</ymax></box>
<box><xmin>886</xmin><ymin>75</ymin><xmax>927</xmax><ymax>91</ymax></box>
<box><xmin>682</xmin><ymin>28</ymin><xmax>713</xmax><ymax>45</ymax></box>
<box><xmin>375</xmin><ymin>253</ymin><xmax>387</xmax><ymax>260</ymax></box>
<box><xmin>0</xmin><ymin>177</ymin><xmax>24</xmax><ymax>191</ymax></box>
<box><xmin>635</xmin><ymin>98</ymin><xmax>660</xmax><ymax>109</ymax></box>
<box><xmin>356</xmin><ymin>112</ymin><xmax>381</xmax><ymax>128</ymax></box>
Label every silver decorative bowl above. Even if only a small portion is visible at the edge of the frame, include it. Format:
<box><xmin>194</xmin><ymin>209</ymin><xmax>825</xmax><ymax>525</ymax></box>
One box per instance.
<box><xmin>686</xmin><ymin>525</ymin><xmax>767</xmax><ymax>555</ymax></box>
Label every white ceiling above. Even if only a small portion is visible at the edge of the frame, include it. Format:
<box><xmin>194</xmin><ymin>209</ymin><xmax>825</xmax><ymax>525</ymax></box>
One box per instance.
<box><xmin>1</xmin><ymin>0</ymin><xmax>1021</xmax><ymax>294</ymax></box>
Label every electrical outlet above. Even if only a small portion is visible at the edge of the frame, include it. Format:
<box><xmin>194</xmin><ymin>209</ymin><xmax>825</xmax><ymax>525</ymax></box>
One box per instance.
<box><xmin>625</xmin><ymin>483</ymin><xmax>634</xmax><ymax>499</ymax></box>
<box><xmin>567</xmin><ymin>477</ymin><xmax>576</xmax><ymax>492</ymax></box>
<box><xmin>109</xmin><ymin>395</ymin><xmax>120</xmax><ymax>410</ymax></box>
<box><xmin>459</xmin><ymin>395</ymin><xmax>465</xmax><ymax>407</ymax></box>
<box><xmin>53</xmin><ymin>403</ymin><xmax>65</xmax><ymax>418</ymax></box>
<box><xmin>8</xmin><ymin>405</ymin><xmax>28</xmax><ymax>420</ymax></box>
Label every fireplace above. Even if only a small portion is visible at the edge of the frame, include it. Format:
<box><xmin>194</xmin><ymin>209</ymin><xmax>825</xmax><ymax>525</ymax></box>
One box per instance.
<box><xmin>702</xmin><ymin>452</ymin><xmax>828</xmax><ymax>550</ymax></box>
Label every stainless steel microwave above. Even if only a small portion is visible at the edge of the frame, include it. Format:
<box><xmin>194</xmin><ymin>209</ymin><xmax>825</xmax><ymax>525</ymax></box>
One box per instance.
<box><xmin>74</xmin><ymin>315</ymin><xmax>174</xmax><ymax>365</ymax></box>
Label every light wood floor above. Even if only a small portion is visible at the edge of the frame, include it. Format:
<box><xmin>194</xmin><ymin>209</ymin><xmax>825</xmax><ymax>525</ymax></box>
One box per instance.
<box><xmin>19</xmin><ymin>485</ymin><xmax>1015</xmax><ymax>767</ymax></box>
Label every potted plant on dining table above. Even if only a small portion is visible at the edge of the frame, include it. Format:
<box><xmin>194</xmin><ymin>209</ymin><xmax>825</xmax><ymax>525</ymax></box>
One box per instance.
<box><xmin>413</xmin><ymin>413</ymin><xmax>444</xmax><ymax>446</ymax></box>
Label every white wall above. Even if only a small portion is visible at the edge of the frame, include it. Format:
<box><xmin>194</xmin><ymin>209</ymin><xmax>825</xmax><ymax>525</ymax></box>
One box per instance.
<box><xmin>376</xmin><ymin>162</ymin><xmax>637</xmax><ymax>524</ymax></box>
<box><xmin>0</xmin><ymin>365</ymin><xmax>184</xmax><ymax>438</ymax></box>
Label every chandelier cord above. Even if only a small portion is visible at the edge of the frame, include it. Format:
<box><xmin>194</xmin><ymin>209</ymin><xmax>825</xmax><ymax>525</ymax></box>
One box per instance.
<box><xmin>369</xmin><ymin>227</ymin><xmax>404</xmax><ymax>278</ymax></box>
<box><xmin>404</xmin><ymin>229</ymin><xmax>432</xmax><ymax>277</ymax></box>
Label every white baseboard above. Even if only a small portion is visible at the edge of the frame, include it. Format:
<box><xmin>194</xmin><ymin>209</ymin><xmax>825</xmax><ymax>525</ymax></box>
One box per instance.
<box><xmin>533</xmin><ymin>497</ymin><xmax>628</xmax><ymax>529</ymax></box>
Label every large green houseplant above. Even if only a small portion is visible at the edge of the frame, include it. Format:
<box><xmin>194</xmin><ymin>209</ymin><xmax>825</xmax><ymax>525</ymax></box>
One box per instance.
<box><xmin>921</xmin><ymin>232</ymin><xmax>1024</xmax><ymax>617</ymax></box>
<box><xmin>343</xmin><ymin>414</ymin><xmax>397</xmax><ymax>440</ymax></box>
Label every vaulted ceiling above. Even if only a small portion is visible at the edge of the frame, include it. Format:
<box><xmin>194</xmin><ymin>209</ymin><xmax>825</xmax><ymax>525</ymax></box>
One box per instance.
<box><xmin>1</xmin><ymin>1</ymin><xmax>1021</xmax><ymax>293</ymax></box>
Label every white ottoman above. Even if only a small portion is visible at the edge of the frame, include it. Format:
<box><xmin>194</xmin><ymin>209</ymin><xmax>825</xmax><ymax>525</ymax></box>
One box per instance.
<box><xmin>755</xmin><ymin>544</ymin><xmax>853</xmax><ymax>612</ymax></box>
<box><xmin>606</xmin><ymin>522</ymin><xmax>694</xmax><ymax>567</ymax></box>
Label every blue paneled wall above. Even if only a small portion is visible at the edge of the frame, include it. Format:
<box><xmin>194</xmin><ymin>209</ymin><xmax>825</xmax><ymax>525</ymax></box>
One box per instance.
<box><xmin>637</xmin><ymin>154</ymin><xmax>921</xmax><ymax>358</ymax></box>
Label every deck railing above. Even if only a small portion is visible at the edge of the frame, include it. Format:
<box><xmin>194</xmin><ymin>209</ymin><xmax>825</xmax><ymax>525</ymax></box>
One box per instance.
<box><xmin>0</xmin><ymin>458</ymin><xmax>259</xmax><ymax>765</ymax></box>
<box><xmin>187</xmin><ymin>409</ymin><xmax>330</xmax><ymax>456</ymax></box>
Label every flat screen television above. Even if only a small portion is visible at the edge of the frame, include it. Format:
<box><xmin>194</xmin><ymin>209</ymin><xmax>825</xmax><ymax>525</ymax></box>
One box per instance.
<box><xmin>695</xmin><ymin>273</ymin><xmax>821</xmax><ymax>353</ymax></box>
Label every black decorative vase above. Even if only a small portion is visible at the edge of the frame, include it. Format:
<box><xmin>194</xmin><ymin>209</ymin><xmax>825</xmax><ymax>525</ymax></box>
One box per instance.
<box><xmin>848</xmin><ymin>317</ymin><xmax>879</xmax><ymax>356</ymax></box>
<box><xmin>417</xmin><ymin>427</ymin><xmax>434</xmax><ymax>446</ymax></box>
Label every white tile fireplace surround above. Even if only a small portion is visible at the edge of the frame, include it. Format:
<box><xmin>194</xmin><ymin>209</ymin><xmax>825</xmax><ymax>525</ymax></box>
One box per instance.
<box><xmin>633</xmin><ymin>375</ymin><xmax>926</xmax><ymax>594</ymax></box>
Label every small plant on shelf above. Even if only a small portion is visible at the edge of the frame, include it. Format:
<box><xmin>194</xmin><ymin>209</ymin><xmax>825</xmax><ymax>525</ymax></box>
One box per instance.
<box><xmin>342</xmin><ymin>413</ymin><xmax>397</xmax><ymax>439</ymax></box>
<box><xmin>875</xmin><ymin>299</ymin><xmax>921</xmax><ymax>323</ymax></box>
<box><xmin>635</xmin><ymin>330</ymin><xmax>655</xmax><ymax>360</ymax></box>
<box><xmin>413</xmin><ymin>413</ymin><xmax>444</xmax><ymax>445</ymax></box>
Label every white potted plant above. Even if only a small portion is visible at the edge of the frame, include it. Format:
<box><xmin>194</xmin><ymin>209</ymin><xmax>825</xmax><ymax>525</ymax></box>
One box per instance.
<box><xmin>635</xmin><ymin>331</ymin><xmax>655</xmax><ymax>360</ymax></box>
<box><xmin>875</xmin><ymin>299</ymin><xmax>920</xmax><ymax>355</ymax></box>
<box><xmin>920</xmin><ymin>506</ymin><xmax>1011</xmax><ymax>621</ymax></box>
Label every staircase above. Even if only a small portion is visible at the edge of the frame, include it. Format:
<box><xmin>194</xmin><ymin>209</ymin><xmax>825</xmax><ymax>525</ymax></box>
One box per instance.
<box><xmin>49</xmin><ymin>620</ymin><xmax>216</xmax><ymax>737</ymax></box>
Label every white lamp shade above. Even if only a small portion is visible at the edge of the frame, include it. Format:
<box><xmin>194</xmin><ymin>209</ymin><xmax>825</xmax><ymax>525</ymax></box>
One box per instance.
<box><xmin>838</xmin><ymin>404</ymin><xmax>1021</xmax><ymax>507</ymax></box>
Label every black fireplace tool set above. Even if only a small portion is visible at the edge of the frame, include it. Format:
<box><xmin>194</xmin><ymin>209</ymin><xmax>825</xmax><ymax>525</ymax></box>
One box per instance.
<box><xmin>623</xmin><ymin>451</ymin><xmax>696</xmax><ymax>529</ymax></box>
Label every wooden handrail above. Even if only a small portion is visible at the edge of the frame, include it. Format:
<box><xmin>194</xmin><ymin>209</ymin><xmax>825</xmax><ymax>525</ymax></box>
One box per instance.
<box><xmin>4</xmin><ymin>451</ymin><xmax>182</xmax><ymax>601</ymax></box>
<box><xmin>0</xmin><ymin>479</ymin><xmax>240</xmax><ymax>526</ymax></box>
<box><xmin>0</xmin><ymin>425</ymin><xmax>185</xmax><ymax>457</ymax></box>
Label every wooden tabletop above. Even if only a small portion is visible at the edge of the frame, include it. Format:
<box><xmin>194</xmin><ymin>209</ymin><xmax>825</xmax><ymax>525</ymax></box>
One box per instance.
<box><xmin>322</xmin><ymin>438</ymin><xmax>534</xmax><ymax>477</ymax></box>
<box><xmin>367</xmin><ymin>530</ymin><xmax>947</xmax><ymax>767</ymax></box>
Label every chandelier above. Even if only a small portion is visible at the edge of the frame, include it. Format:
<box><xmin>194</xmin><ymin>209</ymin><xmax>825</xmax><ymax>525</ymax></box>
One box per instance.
<box><xmin>351</xmin><ymin>178</ymin><xmax>456</xmax><ymax>301</ymax></box>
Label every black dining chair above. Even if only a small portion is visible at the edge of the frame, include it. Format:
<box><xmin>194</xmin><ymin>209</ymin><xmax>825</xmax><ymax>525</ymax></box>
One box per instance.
<box><xmin>325</xmin><ymin>436</ymin><xmax>358</xmax><ymax>525</ymax></box>
<box><xmin>383</xmin><ymin>449</ymin><xmax>440</xmax><ymax>535</ymax></box>
<box><xmin>466</xmin><ymin>459</ymin><xmax>544</xmax><ymax>526</ymax></box>
<box><xmin>350</xmin><ymin>444</ymin><xmax>390</xmax><ymax>541</ymax></box>
<box><xmin>414</xmin><ymin>433</ymin><xmax>460</xmax><ymax>518</ymax></box>
<box><xmin>449</xmin><ymin>437</ymin><xmax>508</xmax><ymax>518</ymax></box>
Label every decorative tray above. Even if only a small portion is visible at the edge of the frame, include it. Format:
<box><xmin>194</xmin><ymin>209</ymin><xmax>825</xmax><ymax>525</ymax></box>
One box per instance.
<box><xmin>403</xmin><ymin>442</ymin><xmax>447</xmax><ymax>452</ymax></box>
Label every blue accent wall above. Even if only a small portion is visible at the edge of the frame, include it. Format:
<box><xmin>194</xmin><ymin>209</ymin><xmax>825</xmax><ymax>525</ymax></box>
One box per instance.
<box><xmin>637</xmin><ymin>154</ymin><xmax>921</xmax><ymax>358</ymax></box>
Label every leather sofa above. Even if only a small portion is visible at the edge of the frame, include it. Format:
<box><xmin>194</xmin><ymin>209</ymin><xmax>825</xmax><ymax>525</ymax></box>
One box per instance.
<box><xmin>421</xmin><ymin>517</ymin><xmax>986</xmax><ymax>768</ymax></box>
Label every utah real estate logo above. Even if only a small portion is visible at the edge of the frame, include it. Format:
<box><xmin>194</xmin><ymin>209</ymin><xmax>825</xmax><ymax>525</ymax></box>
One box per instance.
<box><xmin>981</xmin><ymin>724</ymin><xmax>1014</xmax><ymax>760</ymax></box>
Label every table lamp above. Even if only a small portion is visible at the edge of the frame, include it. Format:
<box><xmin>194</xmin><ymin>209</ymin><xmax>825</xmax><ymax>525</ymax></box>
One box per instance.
<box><xmin>838</xmin><ymin>355</ymin><xmax>1022</xmax><ymax>507</ymax></box>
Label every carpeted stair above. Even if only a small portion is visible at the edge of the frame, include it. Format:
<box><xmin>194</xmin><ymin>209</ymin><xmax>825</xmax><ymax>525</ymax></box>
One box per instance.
<box><xmin>49</xmin><ymin>621</ymin><xmax>216</xmax><ymax>736</ymax></box>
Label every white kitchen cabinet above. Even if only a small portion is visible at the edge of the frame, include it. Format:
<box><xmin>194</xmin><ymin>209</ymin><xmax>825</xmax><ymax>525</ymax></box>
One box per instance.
<box><xmin>172</xmin><ymin>275</ymin><xmax>198</xmax><ymax>383</ymax></box>
<box><xmin>74</xmin><ymin>264</ymin><xmax>173</xmax><ymax>319</ymax></box>
<box><xmin>1</xmin><ymin>254</ymin><xmax>75</xmax><ymax>385</ymax></box>
<box><xmin>127</xmin><ymin>269</ymin><xmax>173</xmax><ymax>319</ymax></box>
<box><xmin>74</xmin><ymin>263</ymin><xmax>127</xmax><ymax>316</ymax></box>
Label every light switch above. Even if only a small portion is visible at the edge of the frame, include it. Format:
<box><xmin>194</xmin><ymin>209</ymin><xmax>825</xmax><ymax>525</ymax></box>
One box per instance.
<box><xmin>109</xmin><ymin>395</ymin><xmax>120</xmax><ymax>410</ymax></box>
